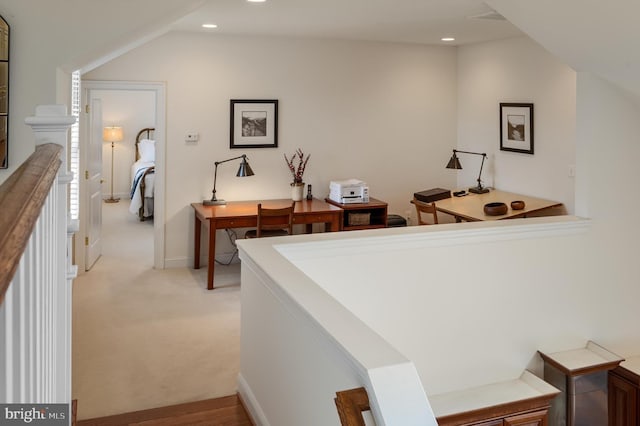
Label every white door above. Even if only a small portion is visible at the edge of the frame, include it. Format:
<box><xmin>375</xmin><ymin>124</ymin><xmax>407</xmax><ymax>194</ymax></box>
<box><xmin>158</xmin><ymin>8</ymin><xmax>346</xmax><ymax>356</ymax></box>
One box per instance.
<box><xmin>85</xmin><ymin>97</ymin><xmax>103</xmax><ymax>270</ymax></box>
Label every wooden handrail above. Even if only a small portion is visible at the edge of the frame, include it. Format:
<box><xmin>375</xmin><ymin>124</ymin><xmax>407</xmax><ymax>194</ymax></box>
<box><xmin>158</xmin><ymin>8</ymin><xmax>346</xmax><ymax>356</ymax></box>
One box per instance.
<box><xmin>335</xmin><ymin>387</ymin><xmax>371</xmax><ymax>426</ymax></box>
<box><xmin>0</xmin><ymin>143</ymin><xmax>63</xmax><ymax>304</ymax></box>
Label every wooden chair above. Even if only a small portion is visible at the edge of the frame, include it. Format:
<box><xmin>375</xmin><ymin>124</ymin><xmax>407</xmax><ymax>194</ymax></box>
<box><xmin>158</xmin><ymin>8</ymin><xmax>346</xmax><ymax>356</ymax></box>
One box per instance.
<box><xmin>244</xmin><ymin>202</ymin><xmax>295</xmax><ymax>238</ymax></box>
<box><xmin>411</xmin><ymin>197</ymin><xmax>439</xmax><ymax>225</ymax></box>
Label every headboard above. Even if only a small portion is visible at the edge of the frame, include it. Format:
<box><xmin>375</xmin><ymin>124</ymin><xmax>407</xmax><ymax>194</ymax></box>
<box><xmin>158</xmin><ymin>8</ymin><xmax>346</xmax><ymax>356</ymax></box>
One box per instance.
<box><xmin>135</xmin><ymin>127</ymin><xmax>155</xmax><ymax>161</ymax></box>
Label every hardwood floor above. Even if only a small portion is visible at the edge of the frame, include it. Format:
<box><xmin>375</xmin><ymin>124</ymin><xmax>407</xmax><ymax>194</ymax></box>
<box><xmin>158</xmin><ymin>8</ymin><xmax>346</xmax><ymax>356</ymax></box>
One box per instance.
<box><xmin>77</xmin><ymin>394</ymin><xmax>253</xmax><ymax>426</ymax></box>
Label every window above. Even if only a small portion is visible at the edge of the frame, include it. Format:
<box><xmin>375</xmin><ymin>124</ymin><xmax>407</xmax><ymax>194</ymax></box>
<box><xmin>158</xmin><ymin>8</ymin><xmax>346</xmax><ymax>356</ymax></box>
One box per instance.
<box><xmin>69</xmin><ymin>70</ymin><xmax>80</xmax><ymax>220</ymax></box>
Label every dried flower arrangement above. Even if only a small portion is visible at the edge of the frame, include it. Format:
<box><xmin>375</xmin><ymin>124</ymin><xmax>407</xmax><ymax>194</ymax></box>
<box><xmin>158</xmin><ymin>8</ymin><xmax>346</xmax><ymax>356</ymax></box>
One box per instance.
<box><xmin>284</xmin><ymin>149</ymin><xmax>310</xmax><ymax>185</ymax></box>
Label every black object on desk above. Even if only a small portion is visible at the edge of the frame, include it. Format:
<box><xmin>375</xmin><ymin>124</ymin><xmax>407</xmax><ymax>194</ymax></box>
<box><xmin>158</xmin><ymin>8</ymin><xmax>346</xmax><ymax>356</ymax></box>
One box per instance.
<box><xmin>414</xmin><ymin>188</ymin><xmax>451</xmax><ymax>203</ymax></box>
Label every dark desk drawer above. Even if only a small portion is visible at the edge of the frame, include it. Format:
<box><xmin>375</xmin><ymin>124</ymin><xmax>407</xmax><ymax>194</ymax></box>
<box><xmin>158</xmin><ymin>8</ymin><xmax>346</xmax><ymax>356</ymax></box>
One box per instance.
<box><xmin>294</xmin><ymin>213</ymin><xmax>338</xmax><ymax>224</ymax></box>
<box><xmin>212</xmin><ymin>217</ymin><xmax>256</xmax><ymax>229</ymax></box>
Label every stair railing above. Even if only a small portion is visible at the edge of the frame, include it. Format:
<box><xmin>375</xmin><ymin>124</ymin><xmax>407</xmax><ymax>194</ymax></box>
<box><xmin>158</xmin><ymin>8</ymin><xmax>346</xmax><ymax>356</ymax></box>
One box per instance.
<box><xmin>0</xmin><ymin>105</ymin><xmax>77</xmax><ymax>408</ymax></box>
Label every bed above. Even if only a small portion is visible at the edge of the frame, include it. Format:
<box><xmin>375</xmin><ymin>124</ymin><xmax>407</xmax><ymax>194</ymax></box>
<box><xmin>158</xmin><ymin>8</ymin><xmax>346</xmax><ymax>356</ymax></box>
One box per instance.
<box><xmin>129</xmin><ymin>127</ymin><xmax>155</xmax><ymax>221</ymax></box>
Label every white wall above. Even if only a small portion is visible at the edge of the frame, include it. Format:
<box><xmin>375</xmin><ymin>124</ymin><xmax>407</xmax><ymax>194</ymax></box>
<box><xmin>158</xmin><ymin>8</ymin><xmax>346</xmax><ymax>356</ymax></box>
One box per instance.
<box><xmin>84</xmin><ymin>33</ymin><xmax>459</xmax><ymax>265</ymax></box>
<box><xmin>236</xmin><ymin>69</ymin><xmax>640</xmax><ymax>424</ymax></box>
<box><xmin>90</xmin><ymin>89</ymin><xmax>156</xmax><ymax>200</ymax></box>
<box><xmin>574</xmin><ymin>71</ymin><xmax>640</xmax><ymax>278</ymax></box>
<box><xmin>0</xmin><ymin>0</ymin><xmax>201</xmax><ymax>183</ymax></box>
<box><xmin>457</xmin><ymin>36</ymin><xmax>576</xmax><ymax>213</ymax></box>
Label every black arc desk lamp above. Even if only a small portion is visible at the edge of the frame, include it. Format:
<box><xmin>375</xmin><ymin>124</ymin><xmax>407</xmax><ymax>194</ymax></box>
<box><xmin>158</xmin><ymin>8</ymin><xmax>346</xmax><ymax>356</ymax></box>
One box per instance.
<box><xmin>203</xmin><ymin>154</ymin><xmax>254</xmax><ymax>206</ymax></box>
<box><xmin>446</xmin><ymin>149</ymin><xmax>489</xmax><ymax>194</ymax></box>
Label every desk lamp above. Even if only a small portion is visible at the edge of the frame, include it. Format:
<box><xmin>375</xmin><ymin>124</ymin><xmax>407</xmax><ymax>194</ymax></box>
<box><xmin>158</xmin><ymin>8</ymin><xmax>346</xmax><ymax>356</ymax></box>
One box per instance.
<box><xmin>203</xmin><ymin>154</ymin><xmax>254</xmax><ymax>205</ymax></box>
<box><xmin>103</xmin><ymin>126</ymin><xmax>124</xmax><ymax>203</ymax></box>
<box><xmin>446</xmin><ymin>149</ymin><xmax>489</xmax><ymax>194</ymax></box>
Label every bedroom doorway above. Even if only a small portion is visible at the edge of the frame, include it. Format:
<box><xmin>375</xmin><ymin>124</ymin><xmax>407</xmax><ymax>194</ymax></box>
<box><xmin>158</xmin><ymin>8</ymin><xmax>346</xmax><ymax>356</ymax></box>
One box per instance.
<box><xmin>80</xmin><ymin>80</ymin><xmax>166</xmax><ymax>271</ymax></box>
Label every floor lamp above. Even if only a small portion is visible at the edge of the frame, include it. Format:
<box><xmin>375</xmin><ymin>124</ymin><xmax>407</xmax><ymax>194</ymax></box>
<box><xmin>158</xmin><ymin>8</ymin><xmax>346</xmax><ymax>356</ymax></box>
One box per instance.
<box><xmin>103</xmin><ymin>126</ymin><xmax>124</xmax><ymax>203</ymax></box>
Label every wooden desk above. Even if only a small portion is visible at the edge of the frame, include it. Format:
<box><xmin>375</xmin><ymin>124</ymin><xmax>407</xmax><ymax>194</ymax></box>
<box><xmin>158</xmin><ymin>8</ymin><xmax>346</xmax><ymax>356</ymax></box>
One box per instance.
<box><xmin>434</xmin><ymin>189</ymin><xmax>563</xmax><ymax>222</ymax></box>
<box><xmin>192</xmin><ymin>198</ymin><xmax>342</xmax><ymax>290</ymax></box>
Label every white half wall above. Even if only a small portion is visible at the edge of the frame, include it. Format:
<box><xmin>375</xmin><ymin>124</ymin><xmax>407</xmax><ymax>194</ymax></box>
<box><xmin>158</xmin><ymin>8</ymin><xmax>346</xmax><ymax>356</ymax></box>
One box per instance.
<box><xmin>238</xmin><ymin>241</ymin><xmax>437</xmax><ymax>426</ymax></box>
<box><xmin>237</xmin><ymin>217</ymin><xmax>601</xmax><ymax>424</ymax></box>
<box><xmin>276</xmin><ymin>218</ymin><xmax>601</xmax><ymax>397</ymax></box>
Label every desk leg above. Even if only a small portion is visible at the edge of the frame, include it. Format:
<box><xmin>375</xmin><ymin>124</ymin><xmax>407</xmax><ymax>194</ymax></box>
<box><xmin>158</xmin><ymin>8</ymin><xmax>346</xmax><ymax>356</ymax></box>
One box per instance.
<box><xmin>194</xmin><ymin>213</ymin><xmax>201</xmax><ymax>269</ymax></box>
<box><xmin>207</xmin><ymin>222</ymin><xmax>216</xmax><ymax>290</ymax></box>
<box><xmin>327</xmin><ymin>214</ymin><xmax>341</xmax><ymax>232</ymax></box>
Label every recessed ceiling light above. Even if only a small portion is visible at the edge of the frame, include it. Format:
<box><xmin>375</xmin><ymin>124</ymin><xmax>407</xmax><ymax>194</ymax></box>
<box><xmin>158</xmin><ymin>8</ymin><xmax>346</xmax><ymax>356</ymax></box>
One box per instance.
<box><xmin>247</xmin><ymin>0</ymin><xmax>267</xmax><ymax>3</ymax></box>
<box><xmin>441</xmin><ymin>37</ymin><xmax>455</xmax><ymax>42</ymax></box>
<box><xmin>202</xmin><ymin>23</ymin><xmax>218</xmax><ymax>29</ymax></box>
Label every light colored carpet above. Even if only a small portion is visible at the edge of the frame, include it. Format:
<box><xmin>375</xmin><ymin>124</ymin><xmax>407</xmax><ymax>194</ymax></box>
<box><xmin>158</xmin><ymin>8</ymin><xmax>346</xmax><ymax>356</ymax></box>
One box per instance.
<box><xmin>72</xmin><ymin>201</ymin><xmax>241</xmax><ymax>420</ymax></box>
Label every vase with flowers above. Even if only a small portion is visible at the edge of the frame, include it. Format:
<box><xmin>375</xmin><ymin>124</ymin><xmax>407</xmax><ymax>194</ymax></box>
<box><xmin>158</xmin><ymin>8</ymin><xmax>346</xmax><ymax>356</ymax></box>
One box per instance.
<box><xmin>284</xmin><ymin>149</ymin><xmax>310</xmax><ymax>201</ymax></box>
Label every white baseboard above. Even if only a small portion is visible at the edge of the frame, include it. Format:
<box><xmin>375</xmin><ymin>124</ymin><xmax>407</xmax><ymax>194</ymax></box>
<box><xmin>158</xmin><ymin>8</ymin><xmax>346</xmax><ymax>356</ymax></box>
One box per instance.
<box><xmin>237</xmin><ymin>373</ymin><xmax>270</xmax><ymax>426</ymax></box>
<box><xmin>163</xmin><ymin>251</ymin><xmax>240</xmax><ymax>269</ymax></box>
<box><xmin>163</xmin><ymin>257</ymin><xmax>189</xmax><ymax>268</ymax></box>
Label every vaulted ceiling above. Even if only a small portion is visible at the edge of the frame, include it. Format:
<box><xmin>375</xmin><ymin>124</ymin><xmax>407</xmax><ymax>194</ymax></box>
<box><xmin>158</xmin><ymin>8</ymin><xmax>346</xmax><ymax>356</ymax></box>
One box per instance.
<box><xmin>73</xmin><ymin>0</ymin><xmax>639</xmax><ymax>99</ymax></box>
<box><xmin>166</xmin><ymin>0</ymin><xmax>640</xmax><ymax>98</ymax></box>
<box><xmin>169</xmin><ymin>0</ymin><xmax>523</xmax><ymax>46</ymax></box>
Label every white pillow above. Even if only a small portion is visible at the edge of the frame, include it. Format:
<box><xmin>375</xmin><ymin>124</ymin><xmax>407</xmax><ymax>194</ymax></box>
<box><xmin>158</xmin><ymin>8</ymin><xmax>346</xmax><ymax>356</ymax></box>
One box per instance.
<box><xmin>138</xmin><ymin>139</ymin><xmax>155</xmax><ymax>162</ymax></box>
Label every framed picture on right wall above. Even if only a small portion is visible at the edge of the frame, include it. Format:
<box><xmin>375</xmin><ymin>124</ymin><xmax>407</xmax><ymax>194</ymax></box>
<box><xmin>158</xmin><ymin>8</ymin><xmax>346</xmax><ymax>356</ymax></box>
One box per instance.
<box><xmin>500</xmin><ymin>103</ymin><xmax>534</xmax><ymax>154</ymax></box>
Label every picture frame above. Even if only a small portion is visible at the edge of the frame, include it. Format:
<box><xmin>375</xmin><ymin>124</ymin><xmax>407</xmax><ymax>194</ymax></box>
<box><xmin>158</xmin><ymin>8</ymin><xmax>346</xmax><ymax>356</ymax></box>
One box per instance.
<box><xmin>230</xmin><ymin>99</ymin><xmax>278</xmax><ymax>149</ymax></box>
<box><xmin>0</xmin><ymin>15</ymin><xmax>9</xmax><ymax>169</ymax></box>
<box><xmin>500</xmin><ymin>103</ymin><xmax>533</xmax><ymax>155</ymax></box>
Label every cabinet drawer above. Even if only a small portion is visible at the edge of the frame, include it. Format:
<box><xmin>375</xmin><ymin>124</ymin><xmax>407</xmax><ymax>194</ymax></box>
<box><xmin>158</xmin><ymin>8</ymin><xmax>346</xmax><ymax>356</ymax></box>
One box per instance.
<box><xmin>213</xmin><ymin>218</ymin><xmax>255</xmax><ymax>228</ymax></box>
<box><xmin>472</xmin><ymin>419</ymin><xmax>502</xmax><ymax>426</ymax></box>
<box><xmin>293</xmin><ymin>213</ymin><xmax>337</xmax><ymax>224</ymax></box>
<box><xmin>503</xmin><ymin>409</ymin><xmax>547</xmax><ymax>426</ymax></box>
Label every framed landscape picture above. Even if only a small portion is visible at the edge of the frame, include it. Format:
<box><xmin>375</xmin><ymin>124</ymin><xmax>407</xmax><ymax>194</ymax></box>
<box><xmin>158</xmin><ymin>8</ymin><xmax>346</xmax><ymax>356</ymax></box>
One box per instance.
<box><xmin>500</xmin><ymin>103</ymin><xmax>533</xmax><ymax>155</ymax></box>
<box><xmin>230</xmin><ymin>99</ymin><xmax>278</xmax><ymax>149</ymax></box>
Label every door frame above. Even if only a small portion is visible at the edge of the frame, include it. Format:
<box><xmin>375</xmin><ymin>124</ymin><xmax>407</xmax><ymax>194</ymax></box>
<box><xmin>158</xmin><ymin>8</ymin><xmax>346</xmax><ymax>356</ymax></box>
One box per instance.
<box><xmin>79</xmin><ymin>80</ymin><xmax>166</xmax><ymax>270</ymax></box>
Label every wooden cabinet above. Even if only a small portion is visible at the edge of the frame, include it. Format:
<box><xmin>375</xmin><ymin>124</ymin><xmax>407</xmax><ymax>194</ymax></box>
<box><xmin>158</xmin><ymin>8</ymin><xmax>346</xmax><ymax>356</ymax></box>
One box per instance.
<box><xmin>503</xmin><ymin>409</ymin><xmax>548</xmax><ymax>426</ymax></box>
<box><xmin>539</xmin><ymin>341</ymin><xmax>623</xmax><ymax>426</ymax></box>
<box><xmin>472</xmin><ymin>420</ymin><xmax>503</xmax><ymax>426</ymax></box>
<box><xmin>609</xmin><ymin>365</ymin><xmax>639</xmax><ymax>426</ymax></box>
<box><xmin>325</xmin><ymin>197</ymin><xmax>388</xmax><ymax>231</ymax></box>
<box><xmin>432</xmin><ymin>371</ymin><xmax>557</xmax><ymax>426</ymax></box>
<box><xmin>438</xmin><ymin>408</ymin><xmax>548</xmax><ymax>426</ymax></box>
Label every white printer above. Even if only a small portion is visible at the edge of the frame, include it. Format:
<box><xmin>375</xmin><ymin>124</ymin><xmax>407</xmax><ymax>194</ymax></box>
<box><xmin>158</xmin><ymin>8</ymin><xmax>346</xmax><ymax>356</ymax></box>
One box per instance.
<box><xmin>329</xmin><ymin>179</ymin><xmax>370</xmax><ymax>204</ymax></box>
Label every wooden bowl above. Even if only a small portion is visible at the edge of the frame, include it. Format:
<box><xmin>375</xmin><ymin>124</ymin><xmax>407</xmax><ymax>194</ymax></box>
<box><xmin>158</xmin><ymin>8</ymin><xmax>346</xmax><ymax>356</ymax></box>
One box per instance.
<box><xmin>484</xmin><ymin>202</ymin><xmax>508</xmax><ymax>216</ymax></box>
<box><xmin>511</xmin><ymin>200</ymin><xmax>526</xmax><ymax>210</ymax></box>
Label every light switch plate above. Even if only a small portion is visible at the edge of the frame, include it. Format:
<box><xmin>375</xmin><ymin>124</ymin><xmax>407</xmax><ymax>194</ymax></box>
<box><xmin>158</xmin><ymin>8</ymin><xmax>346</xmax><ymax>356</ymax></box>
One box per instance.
<box><xmin>185</xmin><ymin>132</ymin><xmax>199</xmax><ymax>142</ymax></box>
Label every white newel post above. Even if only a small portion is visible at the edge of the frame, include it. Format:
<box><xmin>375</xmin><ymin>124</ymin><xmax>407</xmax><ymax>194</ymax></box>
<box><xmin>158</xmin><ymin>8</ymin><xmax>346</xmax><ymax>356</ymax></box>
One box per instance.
<box><xmin>25</xmin><ymin>105</ymin><xmax>77</xmax><ymax>404</ymax></box>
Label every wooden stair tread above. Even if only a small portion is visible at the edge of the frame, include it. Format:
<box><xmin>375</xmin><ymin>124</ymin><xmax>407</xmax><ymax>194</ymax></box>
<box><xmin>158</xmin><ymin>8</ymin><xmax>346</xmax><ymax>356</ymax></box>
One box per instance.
<box><xmin>77</xmin><ymin>394</ymin><xmax>253</xmax><ymax>426</ymax></box>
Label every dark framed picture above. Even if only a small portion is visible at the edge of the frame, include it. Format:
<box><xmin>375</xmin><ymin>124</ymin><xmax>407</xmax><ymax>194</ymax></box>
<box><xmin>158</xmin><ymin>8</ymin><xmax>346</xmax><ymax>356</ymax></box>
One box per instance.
<box><xmin>500</xmin><ymin>103</ymin><xmax>533</xmax><ymax>155</ymax></box>
<box><xmin>230</xmin><ymin>99</ymin><xmax>278</xmax><ymax>149</ymax></box>
<box><xmin>0</xmin><ymin>15</ymin><xmax>9</xmax><ymax>169</ymax></box>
